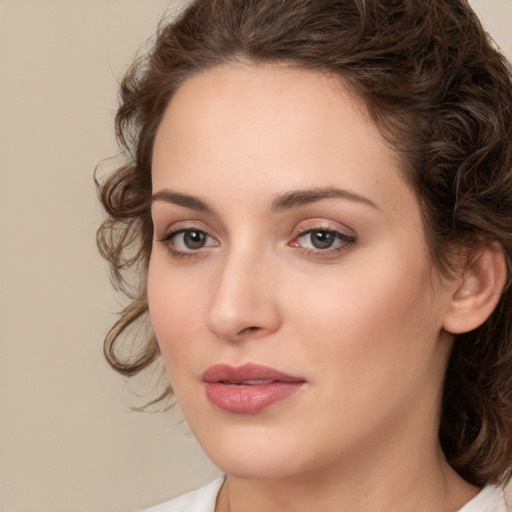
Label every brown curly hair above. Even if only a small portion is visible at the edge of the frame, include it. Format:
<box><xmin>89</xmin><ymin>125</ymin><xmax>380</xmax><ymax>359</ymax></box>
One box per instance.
<box><xmin>97</xmin><ymin>0</ymin><xmax>512</xmax><ymax>487</ymax></box>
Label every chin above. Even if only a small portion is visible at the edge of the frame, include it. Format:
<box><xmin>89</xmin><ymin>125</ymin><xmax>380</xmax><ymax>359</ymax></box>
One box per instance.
<box><xmin>190</xmin><ymin>422</ymin><xmax>321</xmax><ymax>481</ymax></box>
<box><xmin>210</xmin><ymin>452</ymin><xmax>306</xmax><ymax>480</ymax></box>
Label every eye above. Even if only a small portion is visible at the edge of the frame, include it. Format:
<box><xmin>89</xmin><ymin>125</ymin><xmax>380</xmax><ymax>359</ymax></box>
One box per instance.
<box><xmin>291</xmin><ymin>228</ymin><xmax>356</xmax><ymax>255</ymax></box>
<box><xmin>301</xmin><ymin>230</ymin><xmax>338</xmax><ymax>249</ymax></box>
<box><xmin>158</xmin><ymin>228</ymin><xmax>218</xmax><ymax>254</ymax></box>
<box><xmin>178</xmin><ymin>230</ymin><xmax>209</xmax><ymax>250</ymax></box>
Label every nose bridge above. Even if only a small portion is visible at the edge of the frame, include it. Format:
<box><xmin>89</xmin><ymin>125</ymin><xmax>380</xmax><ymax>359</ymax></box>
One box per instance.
<box><xmin>206</xmin><ymin>239</ymin><xmax>279</xmax><ymax>341</ymax></box>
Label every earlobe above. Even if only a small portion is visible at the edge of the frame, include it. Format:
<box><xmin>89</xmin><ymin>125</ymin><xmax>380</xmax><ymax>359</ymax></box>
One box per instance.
<box><xmin>443</xmin><ymin>244</ymin><xmax>507</xmax><ymax>335</ymax></box>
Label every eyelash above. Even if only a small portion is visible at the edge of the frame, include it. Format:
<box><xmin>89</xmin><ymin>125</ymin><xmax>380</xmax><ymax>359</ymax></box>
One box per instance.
<box><xmin>157</xmin><ymin>227</ymin><xmax>356</xmax><ymax>260</ymax></box>
<box><xmin>290</xmin><ymin>228</ymin><xmax>356</xmax><ymax>259</ymax></box>
<box><xmin>157</xmin><ymin>229</ymin><xmax>218</xmax><ymax>260</ymax></box>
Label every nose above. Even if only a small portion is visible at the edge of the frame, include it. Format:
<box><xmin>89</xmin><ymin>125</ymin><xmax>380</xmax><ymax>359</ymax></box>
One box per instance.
<box><xmin>205</xmin><ymin>250</ymin><xmax>281</xmax><ymax>342</ymax></box>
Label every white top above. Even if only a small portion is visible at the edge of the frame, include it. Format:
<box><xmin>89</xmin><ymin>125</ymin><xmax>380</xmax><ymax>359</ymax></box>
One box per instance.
<box><xmin>141</xmin><ymin>478</ymin><xmax>511</xmax><ymax>512</ymax></box>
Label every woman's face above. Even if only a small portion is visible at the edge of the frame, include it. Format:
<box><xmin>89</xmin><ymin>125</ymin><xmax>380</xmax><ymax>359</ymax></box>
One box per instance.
<box><xmin>148</xmin><ymin>64</ymin><xmax>457</xmax><ymax>479</ymax></box>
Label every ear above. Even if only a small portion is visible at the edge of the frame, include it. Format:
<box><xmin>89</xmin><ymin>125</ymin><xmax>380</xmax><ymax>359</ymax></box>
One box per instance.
<box><xmin>443</xmin><ymin>243</ymin><xmax>507</xmax><ymax>335</ymax></box>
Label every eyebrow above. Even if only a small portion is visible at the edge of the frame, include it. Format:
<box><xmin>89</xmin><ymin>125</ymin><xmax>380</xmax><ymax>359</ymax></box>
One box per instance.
<box><xmin>270</xmin><ymin>187</ymin><xmax>380</xmax><ymax>212</ymax></box>
<box><xmin>151</xmin><ymin>190</ymin><xmax>214</xmax><ymax>213</ymax></box>
<box><xmin>151</xmin><ymin>186</ymin><xmax>379</xmax><ymax>214</ymax></box>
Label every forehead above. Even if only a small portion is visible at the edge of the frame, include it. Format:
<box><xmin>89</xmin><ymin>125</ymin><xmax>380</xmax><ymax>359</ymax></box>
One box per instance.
<box><xmin>154</xmin><ymin>64</ymin><xmax>372</xmax><ymax>166</ymax></box>
<box><xmin>152</xmin><ymin>63</ymin><xmax>415</xmax><ymax>219</ymax></box>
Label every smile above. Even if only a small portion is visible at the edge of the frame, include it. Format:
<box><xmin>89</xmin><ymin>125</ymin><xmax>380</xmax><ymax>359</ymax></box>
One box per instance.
<box><xmin>202</xmin><ymin>363</ymin><xmax>306</xmax><ymax>414</ymax></box>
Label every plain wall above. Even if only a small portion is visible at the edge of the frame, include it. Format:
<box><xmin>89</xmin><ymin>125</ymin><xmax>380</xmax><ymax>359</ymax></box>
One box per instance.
<box><xmin>0</xmin><ymin>1</ymin><xmax>511</xmax><ymax>511</ymax></box>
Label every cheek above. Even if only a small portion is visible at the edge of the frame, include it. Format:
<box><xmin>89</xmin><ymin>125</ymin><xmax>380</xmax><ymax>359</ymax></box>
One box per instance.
<box><xmin>147</xmin><ymin>258</ymin><xmax>207</xmax><ymax>370</ymax></box>
<box><xmin>295</xmin><ymin>257</ymin><xmax>430</xmax><ymax>331</ymax></box>
<box><xmin>287</xmin><ymin>245</ymin><xmax>442</xmax><ymax>381</ymax></box>
<box><xmin>284</xmin><ymin>262</ymin><xmax>445</xmax><ymax>442</ymax></box>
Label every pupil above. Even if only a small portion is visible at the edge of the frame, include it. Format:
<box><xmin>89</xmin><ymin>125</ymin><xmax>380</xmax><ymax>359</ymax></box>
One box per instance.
<box><xmin>184</xmin><ymin>230</ymin><xmax>206</xmax><ymax>249</ymax></box>
<box><xmin>312</xmin><ymin>231</ymin><xmax>334</xmax><ymax>249</ymax></box>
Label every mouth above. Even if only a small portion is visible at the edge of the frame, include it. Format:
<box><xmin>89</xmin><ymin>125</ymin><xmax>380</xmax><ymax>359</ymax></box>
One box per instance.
<box><xmin>221</xmin><ymin>379</ymin><xmax>275</xmax><ymax>386</ymax></box>
<box><xmin>202</xmin><ymin>363</ymin><xmax>306</xmax><ymax>414</ymax></box>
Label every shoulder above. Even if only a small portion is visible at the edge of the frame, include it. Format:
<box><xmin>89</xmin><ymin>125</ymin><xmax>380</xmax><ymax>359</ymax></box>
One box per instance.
<box><xmin>139</xmin><ymin>478</ymin><xmax>225</xmax><ymax>512</ymax></box>
<box><xmin>458</xmin><ymin>485</ymin><xmax>511</xmax><ymax>512</ymax></box>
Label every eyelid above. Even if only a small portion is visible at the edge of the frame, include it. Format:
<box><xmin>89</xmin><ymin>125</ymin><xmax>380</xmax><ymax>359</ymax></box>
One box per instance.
<box><xmin>291</xmin><ymin>231</ymin><xmax>356</xmax><ymax>260</ymax></box>
<box><xmin>288</xmin><ymin>219</ymin><xmax>357</xmax><ymax>259</ymax></box>
<box><xmin>290</xmin><ymin>218</ymin><xmax>355</xmax><ymax>238</ymax></box>
<box><xmin>158</xmin><ymin>228</ymin><xmax>218</xmax><ymax>243</ymax></box>
<box><xmin>156</xmin><ymin>221</ymin><xmax>220</xmax><ymax>259</ymax></box>
<box><xmin>155</xmin><ymin>218</ymin><xmax>217</xmax><ymax>241</ymax></box>
<box><xmin>157</xmin><ymin>228</ymin><xmax>215</xmax><ymax>243</ymax></box>
<box><xmin>291</xmin><ymin>227</ymin><xmax>354</xmax><ymax>246</ymax></box>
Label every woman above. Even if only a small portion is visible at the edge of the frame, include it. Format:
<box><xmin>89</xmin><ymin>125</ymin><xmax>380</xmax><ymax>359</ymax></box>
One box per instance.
<box><xmin>97</xmin><ymin>0</ymin><xmax>512</xmax><ymax>510</ymax></box>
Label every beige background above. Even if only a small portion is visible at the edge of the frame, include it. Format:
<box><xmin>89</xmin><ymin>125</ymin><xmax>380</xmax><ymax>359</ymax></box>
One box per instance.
<box><xmin>1</xmin><ymin>1</ymin><xmax>511</xmax><ymax>511</ymax></box>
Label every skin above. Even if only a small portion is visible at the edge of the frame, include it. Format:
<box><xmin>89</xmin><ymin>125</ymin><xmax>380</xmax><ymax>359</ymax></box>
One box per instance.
<box><xmin>148</xmin><ymin>64</ymin><xmax>479</xmax><ymax>512</ymax></box>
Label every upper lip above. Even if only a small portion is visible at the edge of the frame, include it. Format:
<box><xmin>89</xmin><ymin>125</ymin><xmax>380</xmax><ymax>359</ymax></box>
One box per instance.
<box><xmin>202</xmin><ymin>363</ymin><xmax>305</xmax><ymax>384</ymax></box>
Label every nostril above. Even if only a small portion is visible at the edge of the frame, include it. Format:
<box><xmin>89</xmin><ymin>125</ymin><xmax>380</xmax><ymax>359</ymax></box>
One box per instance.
<box><xmin>242</xmin><ymin>326</ymin><xmax>260</xmax><ymax>333</ymax></box>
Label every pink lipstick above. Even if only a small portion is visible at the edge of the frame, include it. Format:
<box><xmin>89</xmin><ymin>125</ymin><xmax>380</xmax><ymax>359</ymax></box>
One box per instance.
<box><xmin>202</xmin><ymin>363</ymin><xmax>305</xmax><ymax>414</ymax></box>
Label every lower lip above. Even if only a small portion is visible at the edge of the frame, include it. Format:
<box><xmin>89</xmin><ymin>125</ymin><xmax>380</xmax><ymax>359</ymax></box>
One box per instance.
<box><xmin>204</xmin><ymin>381</ymin><xmax>304</xmax><ymax>414</ymax></box>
